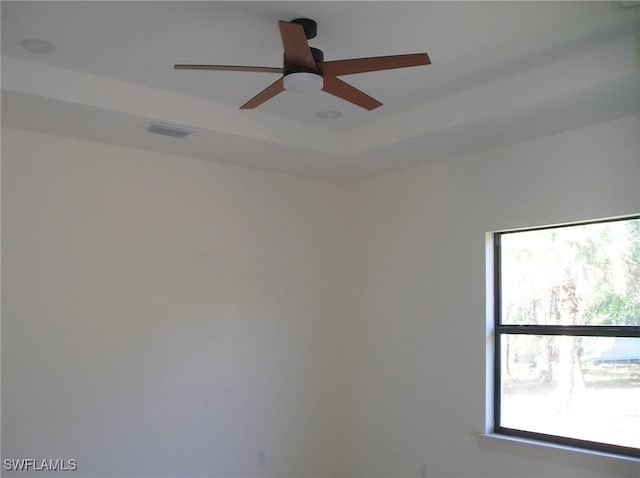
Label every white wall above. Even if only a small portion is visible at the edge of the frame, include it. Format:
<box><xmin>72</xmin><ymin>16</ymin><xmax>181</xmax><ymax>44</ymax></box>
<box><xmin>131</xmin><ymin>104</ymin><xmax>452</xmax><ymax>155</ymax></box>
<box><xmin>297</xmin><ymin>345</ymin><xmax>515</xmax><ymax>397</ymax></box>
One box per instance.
<box><xmin>345</xmin><ymin>115</ymin><xmax>640</xmax><ymax>478</ymax></box>
<box><xmin>3</xmin><ymin>115</ymin><xmax>640</xmax><ymax>478</ymax></box>
<box><xmin>1</xmin><ymin>128</ymin><xmax>349</xmax><ymax>478</ymax></box>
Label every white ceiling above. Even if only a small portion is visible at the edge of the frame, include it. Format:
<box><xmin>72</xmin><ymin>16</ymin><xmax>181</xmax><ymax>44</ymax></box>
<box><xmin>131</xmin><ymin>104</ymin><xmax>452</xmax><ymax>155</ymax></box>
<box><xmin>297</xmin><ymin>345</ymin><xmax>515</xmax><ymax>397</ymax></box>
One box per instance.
<box><xmin>2</xmin><ymin>1</ymin><xmax>638</xmax><ymax>182</ymax></box>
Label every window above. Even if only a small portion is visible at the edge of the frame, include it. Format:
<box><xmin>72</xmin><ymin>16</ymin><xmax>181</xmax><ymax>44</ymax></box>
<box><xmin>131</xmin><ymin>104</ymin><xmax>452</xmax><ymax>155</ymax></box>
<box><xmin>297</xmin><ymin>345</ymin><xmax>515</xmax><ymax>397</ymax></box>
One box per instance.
<box><xmin>493</xmin><ymin>216</ymin><xmax>640</xmax><ymax>458</ymax></box>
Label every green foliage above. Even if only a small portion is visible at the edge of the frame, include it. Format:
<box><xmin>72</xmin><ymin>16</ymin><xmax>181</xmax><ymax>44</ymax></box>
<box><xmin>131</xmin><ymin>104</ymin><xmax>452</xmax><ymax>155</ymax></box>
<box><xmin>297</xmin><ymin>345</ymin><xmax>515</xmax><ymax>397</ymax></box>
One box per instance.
<box><xmin>501</xmin><ymin>218</ymin><xmax>640</xmax><ymax>327</ymax></box>
<box><xmin>587</xmin><ymin>292</ymin><xmax>640</xmax><ymax>326</ymax></box>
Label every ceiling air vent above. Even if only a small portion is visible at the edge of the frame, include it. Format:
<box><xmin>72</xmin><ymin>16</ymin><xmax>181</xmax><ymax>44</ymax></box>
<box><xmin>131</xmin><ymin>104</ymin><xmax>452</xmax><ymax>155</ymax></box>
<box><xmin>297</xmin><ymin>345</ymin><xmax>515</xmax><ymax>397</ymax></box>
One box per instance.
<box><xmin>147</xmin><ymin>122</ymin><xmax>195</xmax><ymax>138</ymax></box>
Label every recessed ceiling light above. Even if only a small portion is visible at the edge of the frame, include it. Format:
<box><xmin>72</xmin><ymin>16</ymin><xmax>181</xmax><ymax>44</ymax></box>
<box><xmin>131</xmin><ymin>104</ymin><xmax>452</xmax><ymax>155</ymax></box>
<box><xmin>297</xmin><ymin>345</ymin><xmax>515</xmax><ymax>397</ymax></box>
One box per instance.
<box><xmin>316</xmin><ymin>110</ymin><xmax>342</xmax><ymax>120</ymax></box>
<box><xmin>20</xmin><ymin>38</ymin><xmax>56</xmax><ymax>54</ymax></box>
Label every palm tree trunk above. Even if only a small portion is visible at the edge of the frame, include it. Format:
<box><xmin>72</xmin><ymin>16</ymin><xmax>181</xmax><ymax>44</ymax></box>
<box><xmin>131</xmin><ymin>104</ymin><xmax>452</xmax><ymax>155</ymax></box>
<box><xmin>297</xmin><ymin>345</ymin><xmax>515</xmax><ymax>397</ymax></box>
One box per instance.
<box><xmin>556</xmin><ymin>278</ymin><xmax>585</xmax><ymax>409</ymax></box>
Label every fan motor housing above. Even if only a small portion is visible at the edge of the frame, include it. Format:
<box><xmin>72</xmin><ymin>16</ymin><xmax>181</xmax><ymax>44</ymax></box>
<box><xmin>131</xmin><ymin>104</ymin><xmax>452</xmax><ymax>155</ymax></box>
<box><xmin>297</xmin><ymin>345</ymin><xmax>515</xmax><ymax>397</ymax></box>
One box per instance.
<box><xmin>284</xmin><ymin>47</ymin><xmax>324</xmax><ymax>76</ymax></box>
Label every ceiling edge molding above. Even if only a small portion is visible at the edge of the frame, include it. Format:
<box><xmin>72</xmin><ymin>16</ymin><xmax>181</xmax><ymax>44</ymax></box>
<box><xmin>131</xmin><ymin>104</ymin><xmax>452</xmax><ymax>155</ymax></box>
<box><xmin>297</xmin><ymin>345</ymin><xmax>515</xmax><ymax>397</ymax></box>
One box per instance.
<box><xmin>344</xmin><ymin>36</ymin><xmax>637</xmax><ymax>155</ymax></box>
<box><xmin>2</xmin><ymin>32</ymin><xmax>636</xmax><ymax>159</ymax></box>
<box><xmin>1</xmin><ymin>56</ymin><xmax>346</xmax><ymax>156</ymax></box>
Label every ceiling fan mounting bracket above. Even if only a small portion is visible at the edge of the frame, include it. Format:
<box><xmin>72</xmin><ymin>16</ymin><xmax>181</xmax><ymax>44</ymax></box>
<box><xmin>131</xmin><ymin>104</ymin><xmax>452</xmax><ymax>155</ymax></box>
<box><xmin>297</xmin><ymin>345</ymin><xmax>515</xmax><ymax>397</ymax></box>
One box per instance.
<box><xmin>291</xmin><ymin>18</ymin><xmax>317</xmax><ymax>40</ymax></box>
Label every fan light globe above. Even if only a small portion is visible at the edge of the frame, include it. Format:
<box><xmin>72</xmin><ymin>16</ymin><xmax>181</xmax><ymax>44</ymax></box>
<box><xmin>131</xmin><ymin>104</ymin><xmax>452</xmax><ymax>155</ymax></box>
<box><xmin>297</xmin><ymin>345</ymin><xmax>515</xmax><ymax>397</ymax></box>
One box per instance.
<box><xmin>283</xmin><ymin>72</ymin><xmax>324</xmax><ymax>93</ymax></box>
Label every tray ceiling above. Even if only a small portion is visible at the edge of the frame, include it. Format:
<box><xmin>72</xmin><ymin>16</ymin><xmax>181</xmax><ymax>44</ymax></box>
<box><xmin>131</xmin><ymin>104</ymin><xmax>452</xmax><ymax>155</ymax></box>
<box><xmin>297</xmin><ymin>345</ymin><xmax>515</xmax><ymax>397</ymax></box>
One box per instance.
<box><xmin>2</xmin><ymin>1</ymin><xmax>638</xmax><ymax>181</ymax></box>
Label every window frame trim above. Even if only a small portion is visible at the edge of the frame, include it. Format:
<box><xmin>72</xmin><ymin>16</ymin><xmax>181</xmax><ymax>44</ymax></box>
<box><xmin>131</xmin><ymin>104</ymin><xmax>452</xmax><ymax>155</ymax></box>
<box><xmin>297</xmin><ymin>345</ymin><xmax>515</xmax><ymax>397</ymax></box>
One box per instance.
<box><xmin>492</xmin><ymin>216</ymin><xmax>640</xmax><ymax>459</ymax></box>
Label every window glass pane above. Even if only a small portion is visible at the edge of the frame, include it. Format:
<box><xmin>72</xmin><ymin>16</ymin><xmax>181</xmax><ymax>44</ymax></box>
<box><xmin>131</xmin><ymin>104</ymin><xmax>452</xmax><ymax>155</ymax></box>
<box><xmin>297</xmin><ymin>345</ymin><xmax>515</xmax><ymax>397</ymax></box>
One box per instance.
<box><xmin>500</xmin><ymin>218</ymin><xmax>640</xmax><ymax>326</ymax></box>
<box><xmin>500</xmin><ymin>334</ymin><xmax>640</xmax><ymax>449</ymax></box>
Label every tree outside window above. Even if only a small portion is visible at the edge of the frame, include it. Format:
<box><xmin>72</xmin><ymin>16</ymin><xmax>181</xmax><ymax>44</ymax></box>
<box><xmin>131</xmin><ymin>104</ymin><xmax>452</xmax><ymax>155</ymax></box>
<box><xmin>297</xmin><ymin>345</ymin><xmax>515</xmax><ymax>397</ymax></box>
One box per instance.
<box><xmin>494</xmin><ymin>216</ymin><xmax>640</xmax><ymax>457</ymax></box>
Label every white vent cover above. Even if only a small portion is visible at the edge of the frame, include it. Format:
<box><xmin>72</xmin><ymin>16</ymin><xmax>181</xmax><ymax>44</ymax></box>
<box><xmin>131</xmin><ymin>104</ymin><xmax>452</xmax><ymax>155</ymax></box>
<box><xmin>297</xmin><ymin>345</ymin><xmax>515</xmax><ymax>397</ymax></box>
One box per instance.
<box><xmin>147</xmin><ymin>122</ymin><xmax>195</xmax><ymax>138</ymax></box>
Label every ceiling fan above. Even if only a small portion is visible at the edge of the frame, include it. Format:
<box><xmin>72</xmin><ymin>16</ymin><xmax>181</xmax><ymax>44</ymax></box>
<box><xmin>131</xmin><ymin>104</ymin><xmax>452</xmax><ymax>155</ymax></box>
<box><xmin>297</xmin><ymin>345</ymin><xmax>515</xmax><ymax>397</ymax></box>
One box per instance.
<box><xmin>174</xmin><ymin>18</ymin><xmax>431</xmax><ymax>111</ymax></box>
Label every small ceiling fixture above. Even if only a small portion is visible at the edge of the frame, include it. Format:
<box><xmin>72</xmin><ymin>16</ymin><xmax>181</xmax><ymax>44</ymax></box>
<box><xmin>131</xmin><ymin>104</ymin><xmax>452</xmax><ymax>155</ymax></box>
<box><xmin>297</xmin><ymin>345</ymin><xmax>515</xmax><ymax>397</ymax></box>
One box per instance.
<box><xmin>21</xmin><ymin>38</ymin><xmax>55</xmax><ymax>54</ymax></box>
<box><xmin>147</xmin><ymin>122</ymin><xmax>195</xmax><ymax>138</ymax></box>
<box><xmin>316</xmin><ymin>110</ymin><xmax>342</xmax><ymax>119</ymax></box>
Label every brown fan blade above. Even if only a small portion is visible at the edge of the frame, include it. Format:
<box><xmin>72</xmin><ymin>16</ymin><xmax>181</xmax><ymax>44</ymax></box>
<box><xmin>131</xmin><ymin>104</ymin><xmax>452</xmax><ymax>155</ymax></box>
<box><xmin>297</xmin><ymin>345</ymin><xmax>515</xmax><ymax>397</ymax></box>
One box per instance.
<box><xmin>278</xmin><ymin>21</ymin><xmax>317</xmax><ymax>71</ymax></box>
<box><xmin>239</xmin><ymin>78</ymin><xmax>285</xmax><ymax>109</ymax></box>
<box><xmin>174</xmin><ymin>64</ymin><xmax>283</xmax><ymax>74</ymax></box>
<box><xmin>322</xmin><ymin>76</ymin><xmax>382</xmax><ymax>110</ymax></box>
<box><xmin>322</xmin><ymin>53</ymin><xmax>430</xmax><ymax>76</ymax></box>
